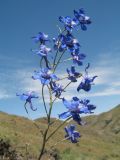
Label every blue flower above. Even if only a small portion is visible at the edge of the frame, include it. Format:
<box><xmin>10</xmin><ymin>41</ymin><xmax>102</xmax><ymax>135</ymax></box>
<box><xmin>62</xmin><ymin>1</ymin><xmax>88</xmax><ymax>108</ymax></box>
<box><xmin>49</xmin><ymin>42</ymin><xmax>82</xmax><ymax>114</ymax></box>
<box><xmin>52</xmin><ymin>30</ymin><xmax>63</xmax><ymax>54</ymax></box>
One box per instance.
<box><xmin>71</xmin><ymin>112</ymin><xmax>84</xmax><ymax>125</ymax></box>
<box><xmin>65</xmin><ymin>33</ymin><xmax>80</xmax><ymax>53</ymax></box>
<box><xmin>53</xmin><ymin>34</ymin><xmax>67</xmax><ymax>52</ymax></box>
<box><xmin>53</xmin><ymin>33</ymin><xmax>80</xmax><ymax>54</ymax></box>
<box><xmin>67</xmin><ymin>66</ymin><xmax>81</xmax><ymax>82</ymax></box>
<box><xmin>59</xmin><ymin>16</ymin><xmax>78</xmax><ymax>32</ymax></box>
<box><xmin>71</xmin><ymin>52</ymin><xmax>86</xmax><ymax>66</ymax></box>
<box><xmin>32</xmin><ymin>68</ymin><xmax>59</xmax><ymax>85</ymax></box>
<box><xmin>59</xmin><ymin>97</ymin><xmax>84</xmax><ymax>125</ymax></box>
<box><xmin>59</xmin><ymin>97</ymin><xmax>96</xmax><ymax>125</ymax></box>
<box><xmin>16</xmin><ymin>91</ymin><xmax>38</xmax><ymax>113</ymax></box>
<box><xmin>63</xmin><ymin>97</ymin><xmax>80</xmax><ymax>111</ymax></box>
<box><xmin>32</xmin><ymin>45</ymin><xmax>51</xmax><ymax>57</ymax></box>
<box><xmin>51</xmin><ymin>82</ymin><xmax>64</xmax><ymax>97</ymax></box>
<box><xmin>32</xmin><ymin>32</ymin><xmax>50</xmax><ymax>44</ymax></box>
<box><xmin>64</xmin><ymin>124</ymin><xmax>80</xmax><ymax>143</ymax></box>
<box><xmin>77</xmin><ymin>63</ymin><xmax>97</xmax><ymax>92</ymax></box>
<box><xmin>74</xmin><ymin>8</ymin><xmax>91</xmax><ymax>31</ymax></box>
<box><xmin>79</xmin><ymin>99</ymin><xmax>96</xmax><ymax>114</ymax></box>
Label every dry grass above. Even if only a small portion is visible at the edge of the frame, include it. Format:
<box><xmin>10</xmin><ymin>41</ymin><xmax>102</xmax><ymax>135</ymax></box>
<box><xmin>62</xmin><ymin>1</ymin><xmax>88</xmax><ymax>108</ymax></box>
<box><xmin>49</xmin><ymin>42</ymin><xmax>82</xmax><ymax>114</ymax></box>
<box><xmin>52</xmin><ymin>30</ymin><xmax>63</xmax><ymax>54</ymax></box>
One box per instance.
<box><xmin>0</xmin><ymin>105</ymin><xmax>120</xmax><ymax>159</ymax></box>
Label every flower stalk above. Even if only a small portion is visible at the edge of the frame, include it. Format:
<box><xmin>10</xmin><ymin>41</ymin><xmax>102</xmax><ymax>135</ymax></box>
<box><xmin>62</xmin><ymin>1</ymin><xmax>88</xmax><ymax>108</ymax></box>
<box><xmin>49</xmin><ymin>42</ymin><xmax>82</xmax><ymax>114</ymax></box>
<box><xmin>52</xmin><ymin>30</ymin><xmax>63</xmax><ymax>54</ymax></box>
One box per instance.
<box><xmin>17</xmin><ymin>8</ymin><xmax>97</xmax><ymax>160</ymax></box>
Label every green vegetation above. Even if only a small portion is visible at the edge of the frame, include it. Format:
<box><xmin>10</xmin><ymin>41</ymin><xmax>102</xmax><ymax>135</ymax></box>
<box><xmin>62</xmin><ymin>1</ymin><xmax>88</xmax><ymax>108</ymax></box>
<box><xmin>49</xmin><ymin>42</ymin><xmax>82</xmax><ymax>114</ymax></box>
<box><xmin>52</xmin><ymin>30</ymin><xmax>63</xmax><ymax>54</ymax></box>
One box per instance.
<box><xmin>0</xmin><ymin>105</ymin><xmax>120</xmax><ymax>160</ymax></box>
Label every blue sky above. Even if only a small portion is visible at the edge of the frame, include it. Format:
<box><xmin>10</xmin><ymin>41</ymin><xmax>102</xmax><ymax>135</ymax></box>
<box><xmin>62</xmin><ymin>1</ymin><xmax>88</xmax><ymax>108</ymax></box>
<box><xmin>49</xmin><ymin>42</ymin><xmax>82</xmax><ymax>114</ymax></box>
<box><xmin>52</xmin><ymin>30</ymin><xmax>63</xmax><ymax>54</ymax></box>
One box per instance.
<box><xmin>0</xmin><ymin>0</ymin><xmax>120</xmax><ymax>119</ymax></box>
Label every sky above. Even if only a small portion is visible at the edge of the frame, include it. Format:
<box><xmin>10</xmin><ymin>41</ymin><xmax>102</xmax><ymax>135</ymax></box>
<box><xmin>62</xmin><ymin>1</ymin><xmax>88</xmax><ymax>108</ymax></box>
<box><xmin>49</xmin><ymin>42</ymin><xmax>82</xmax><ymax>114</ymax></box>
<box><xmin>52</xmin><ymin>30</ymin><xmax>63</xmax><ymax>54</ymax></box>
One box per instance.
<box><xmin>0</xmin><ymin>0</ymin><xmax>120</xmax><ymax>119</ymax></box>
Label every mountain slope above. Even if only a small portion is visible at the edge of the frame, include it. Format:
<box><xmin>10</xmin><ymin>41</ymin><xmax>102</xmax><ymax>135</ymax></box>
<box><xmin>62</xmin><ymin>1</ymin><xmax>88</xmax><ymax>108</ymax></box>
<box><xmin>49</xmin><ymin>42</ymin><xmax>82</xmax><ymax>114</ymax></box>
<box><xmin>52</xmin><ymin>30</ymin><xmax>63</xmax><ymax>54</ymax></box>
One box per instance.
<box><xmin>0</xmin><ymin>105</ymin><xmax>120</xmax><ymax>160</ymax></box>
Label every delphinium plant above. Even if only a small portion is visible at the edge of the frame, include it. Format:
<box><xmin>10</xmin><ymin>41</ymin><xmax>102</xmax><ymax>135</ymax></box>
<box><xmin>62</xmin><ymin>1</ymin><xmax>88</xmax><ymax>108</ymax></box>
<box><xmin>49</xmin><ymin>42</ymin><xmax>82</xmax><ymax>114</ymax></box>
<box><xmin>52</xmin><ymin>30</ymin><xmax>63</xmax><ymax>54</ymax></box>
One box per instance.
<box><xmin>17</xmin><ymin>8</ymin><xmax>97</xmax><ymax>160</ymax></box>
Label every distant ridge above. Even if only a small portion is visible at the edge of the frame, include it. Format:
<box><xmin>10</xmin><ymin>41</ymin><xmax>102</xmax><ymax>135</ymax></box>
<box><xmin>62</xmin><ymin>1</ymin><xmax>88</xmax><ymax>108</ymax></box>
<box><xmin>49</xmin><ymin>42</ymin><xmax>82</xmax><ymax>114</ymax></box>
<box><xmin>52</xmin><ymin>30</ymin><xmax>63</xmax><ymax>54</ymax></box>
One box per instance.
<box><xmin>0</xmin><ymin>105</ymin><xmax>120</xmax><ymax>160</ymax></box>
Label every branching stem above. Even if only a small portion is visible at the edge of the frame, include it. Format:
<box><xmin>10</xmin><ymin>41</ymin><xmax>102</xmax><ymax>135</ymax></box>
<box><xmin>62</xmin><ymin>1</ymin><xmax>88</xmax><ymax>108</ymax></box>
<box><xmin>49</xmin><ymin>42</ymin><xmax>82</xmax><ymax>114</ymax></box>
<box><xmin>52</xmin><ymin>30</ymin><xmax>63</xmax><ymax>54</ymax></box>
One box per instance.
<box><xmin>42</xmin><ymin>85</ymin><xmax>49</xmax><ymax>119</ymax></box>
<box><xmin>46</xmin><ymin>116</ymin><xmax>72</xmax><ymax>142</ymax></box>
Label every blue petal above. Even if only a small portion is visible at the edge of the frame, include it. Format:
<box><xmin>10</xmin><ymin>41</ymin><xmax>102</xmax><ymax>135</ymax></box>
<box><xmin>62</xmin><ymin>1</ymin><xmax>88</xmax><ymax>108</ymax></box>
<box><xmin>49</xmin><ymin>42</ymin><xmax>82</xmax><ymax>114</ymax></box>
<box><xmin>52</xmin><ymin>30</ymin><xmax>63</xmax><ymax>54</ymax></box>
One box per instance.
<box><xmin>66</xmin><ymin>26</ymin><xmax>72</xmax><ymax>32</ymax></box>
<box><xmin>69</xmin><ymin>76</ymin><xmax>77</xmax><ymax>82</ymax></box>
<box><xmin>59</xmin><ymin>16</ymin><xmax>65</xmax><ymax>23</ymax></box>
<box><xmin>71</xmin><ymin>112</ymin><xmax>82</xmax><ymax>125</ymax></box>
<box><xmin>62</xmin><ymin>98</ymin><xmax>72</xmax><ymax>109</ymax></box>
<box><xmin>64</xmin><ymin>125</ymin><xmax>80</xmax><ymax>143</ymax></box>
<box><xmin>59</xmin><ymin>111</ymin><xmax>71</xmax><ymax>119</ymax></box>
<box><xmin>74</xmin><ymin>10</ymin><xmax>79</xmax><ymax>18</ymax></box>
<box><xmin>79</xmin><ymin>8</ymin><xmax>85</xmax><ymax>14</ymax></box>
<box><xmin>77</xmin><ymin>83</ymin><xmax>82</xmax><ymax>92</ymax></box>
<box><xmin>80</xmin><ymin>107</ymin><xmax>89</xmax><ymax>114</ymax></box>
<box><xmin>71</xmin><ymin>137</ymin><xmax>77</xmax><ymax>143</ymax></box>
<box><xmin>31</xmin><ymin>95</ymin><xmax>39</xmax><ymax>99</ymax></box>
<box><xmin>83</xmin><ymin>82</ymin><xmax>91</xmax><ymax>91</ymax></box>
<box><xmin>71</xmin><ymin>66</ymin><xmax>75</xmax><ymax>74</ymax></box>
<box><xmin>50</xmin><ymin>74</ymin><xmax>59</xmax><ymax>80</ymax></box>
<box><xmin>87</xmin><ymin>104</ymin><xmax>96</xmax><ymax>111</ymax></box>
<box><xmin>72</xmin><ymin>97</ymin><xmax>79</xmax><ymax>101</ymax></box>
<box><xmin>77</xmin><ymin>82</ymin><xmax>91</xmax><ymax>92</ymax></box>
<box><xmin>41</xmin><ymin>79</ymin><xmax>50</xmax><ymax>85</ymax></box>
<box><xmin>64</xmin><ymin>127</ymin><xmax>69</xmax><ymax>137</ymax></box>
<box><xmin>91</xmin><ymin>76</ymin><xmax>98</xmax><ymax>82</ymax></box>
<box><xmin>20</xmin><ymin>94</ymin><xmax>29</xmax><ymax>101</ymax></box>
<box><xmin>69</xmin><ymin>124</ymin><xmax>76</xmax><ymax>131</ymax></box>
<box><xmin>32</xmin><ymin>74</ymin><xmax>40</xmax><ymax>80</ymax></box>
<box><xmin>79</xmin><ymin>53</ymin><xmax>86</xmax><ymax>59</ymax></box>
<box><xmin>29</xmin><ymin>102</ymin><xmax>37</xmax><ymax>111</ymax></box>
<box><xmin>77</xmin><ymin>61</ymin><xmax>83</xmax><ymax>66</ymax></box>
<box><xmin>81</xmin><ymin>24</ymin><xmax>87</xmax><ymax>31</ymax></box>
<box><xmin>73</xmin><ymin>131</ymin><xmax>80</xmax><ymax>138</ymax></box>
<box><xmin>66</xmin><ymin>68</ymin><xmax>70</xmax><ymax>74</ymax></box>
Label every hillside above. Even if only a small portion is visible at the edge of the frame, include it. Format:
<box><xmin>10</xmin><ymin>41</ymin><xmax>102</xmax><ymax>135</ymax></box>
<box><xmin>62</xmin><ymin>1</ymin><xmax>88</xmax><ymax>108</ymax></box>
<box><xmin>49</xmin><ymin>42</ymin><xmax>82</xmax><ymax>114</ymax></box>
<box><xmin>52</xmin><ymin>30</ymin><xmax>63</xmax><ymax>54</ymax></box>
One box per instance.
<box><xmin>0</xmin><ymin>105</ymin><xmax>120</xmax><ymax>160</ymax></box>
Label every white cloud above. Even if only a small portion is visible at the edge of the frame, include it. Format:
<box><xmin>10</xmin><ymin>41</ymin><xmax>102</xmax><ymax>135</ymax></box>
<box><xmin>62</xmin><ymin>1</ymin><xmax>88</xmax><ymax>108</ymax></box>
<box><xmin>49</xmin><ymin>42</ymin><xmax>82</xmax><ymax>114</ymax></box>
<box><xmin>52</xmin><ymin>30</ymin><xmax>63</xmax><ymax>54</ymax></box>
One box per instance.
<box><xmin>10</xmin><ymin>47</ymin><xmax>120</xmax><ymax>102</ymax></box>
<box><xmin>15</xmin><ymin>65</ymin><xmax>120</xmax><ymax>101</ymax></box>
<box><xmin>0</xmin><ymin>90</ymin><xmax>12</xmax><ymax>100</ymax></box>
<box><xmin>88</xmin><ymin>87</ymin><xmax>120</xmax><ymax>97</ymax></box>
<box><xmin>111</xmin><ymin>81</ymin><xmax>120</xmax><ymax>87</ymax></box>
<box><xmin>61</xmin><ymin>50</ymin><xmax>120</xmax><ymax>97</ymax></box>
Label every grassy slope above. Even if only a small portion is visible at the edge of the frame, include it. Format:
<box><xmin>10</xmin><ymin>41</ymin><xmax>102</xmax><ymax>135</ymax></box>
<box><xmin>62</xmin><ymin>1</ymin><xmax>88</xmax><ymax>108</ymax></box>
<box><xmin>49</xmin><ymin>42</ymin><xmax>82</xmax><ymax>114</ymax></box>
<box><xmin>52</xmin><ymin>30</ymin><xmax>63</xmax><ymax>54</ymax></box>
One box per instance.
<box><xmin>0</xmin><ymin>105</ymin><xmax>120</xmax><ymax>160</ymax></box>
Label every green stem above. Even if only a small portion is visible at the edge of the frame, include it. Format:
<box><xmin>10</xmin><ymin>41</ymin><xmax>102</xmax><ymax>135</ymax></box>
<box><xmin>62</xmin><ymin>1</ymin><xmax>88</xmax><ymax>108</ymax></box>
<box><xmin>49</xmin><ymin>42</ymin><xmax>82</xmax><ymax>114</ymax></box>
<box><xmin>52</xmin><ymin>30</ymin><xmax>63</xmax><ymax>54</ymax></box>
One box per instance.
<box><xmin>24</xmin><ymin>105</ymin><xmax>44</xmax><ymax>136</ymax></box>
<box><xmin>51</xmin><ymin>81</ymin><xmax>72</xmax><ymax>104</ymax></box>
<box><xmin>40</xmin><ymin>57</ymin><xmax>43</xmax><ymax>68</ymax></box>
<box><xmin>63</xmin><ymin>81</ymin><xmax>72</xmax><ymax>90</ymax></box>
<box><xmin>25</xmin><ymin>144</ymin><xmax>29</xmax><ymax>160</ymax></box>
<box><xmin>46</xmin><ymin>116</ymin><xmax>72</xmax><ymax>142</ymax></box>
<box><xmin>47</xmin><ymin>137</ymin><xmax>69</xmax><ymax>153</ymax></box>
<box><xmin>38</xmin><ymin>85</ymin><xmax>53</xmax><ymax>159</ymax></box>
<box><xmin>38</xmin><ymin>124</ymin><xmax>50</xmax><ymax>160</ymax></box>
<box><xmin>53</xmin><ymin>50</ymin><xmax>59</xmax><ymax>68</ymax></box>
<box><xmin>46</xmin><ymin>75</ymin><xmax>83</xmax><ymax>141</ymax></box>
<box><xmin>62</xmin><ymin>74</ymin><xmax>82</xmax><ymax>90</ymax></box>
<box><xmin>42</xmin><ymin>85</ymin><xmax>49</xmax><ymax>119</ymax></box>
<box><xmin>53</xmin><ymin>50</ymin><xmax>65</xmax><ymax>73</ymax></box>
<box><xmin>53</xmin><ymin>57</ymin><xmax>73</xmax><ymax>66</ymax></box>
<box><xmin>38</xmin><ymin>29</ymin><xmax>74</xmax><ymax>159</ymax></box>
<box><xmin>47</xmin><ymin>85</ymin><xmax>53</xmax><ymax>123</ymax></box>
<box><xmin>32</xmin><ymin>121</ymin><xmax>44</xmax><ymax>137</ymax></box>
<box><xmin>52</xmin><ymin>29</ymin><xmax>66</xmax><ymax>69</ymax></box>
<box><xmin>56</xmin><ymin>76</ymin><xmax>68</xmax><ymax>81</ymax></box>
